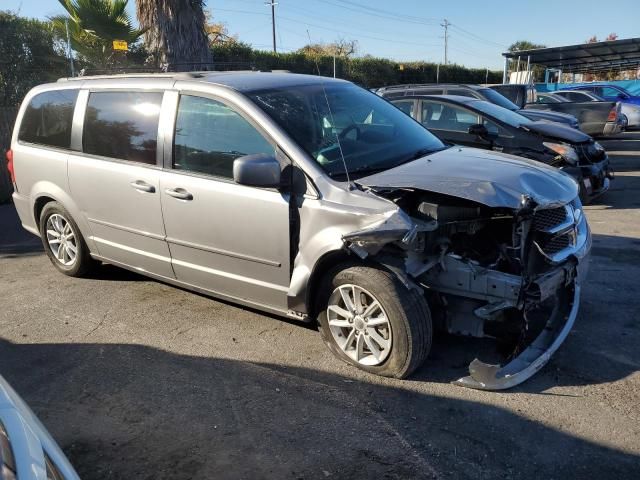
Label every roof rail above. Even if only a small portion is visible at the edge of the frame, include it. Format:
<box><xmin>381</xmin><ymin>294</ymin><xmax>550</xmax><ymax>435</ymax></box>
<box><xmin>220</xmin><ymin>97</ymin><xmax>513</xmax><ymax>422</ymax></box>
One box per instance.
<box><xmin>378</xmin><ymin>83</ymin><xmax>478</xmax><ymax>90</ymax></box>
<box><xmin>56</xmin><ymin>70</ymin><xmax>266</xmax><ymax>83</ymax></box>
<box><xmin>57</xmin><ymin>72</ymin><xmax>187</xmax><ymax>82</ymax></box>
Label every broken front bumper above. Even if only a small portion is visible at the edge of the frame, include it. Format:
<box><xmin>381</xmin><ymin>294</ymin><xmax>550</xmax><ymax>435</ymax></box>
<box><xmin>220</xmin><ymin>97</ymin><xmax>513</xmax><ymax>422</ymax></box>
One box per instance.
<box><xmin>580</xmin><ymin>158</ymin><xmax>614</xmax><ymax>202</ymax></box>
<box><xmin>453</xmin><ymin>218</ymin><xmax>591</xmax><ymax>391</ymax></box>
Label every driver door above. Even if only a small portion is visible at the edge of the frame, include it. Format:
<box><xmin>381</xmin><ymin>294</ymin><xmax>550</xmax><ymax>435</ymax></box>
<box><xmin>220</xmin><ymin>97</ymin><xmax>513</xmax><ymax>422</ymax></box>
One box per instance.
<box><xmin>159</xmin><ymin>92</ymin><xmax>291</xmax><ymax>311</ymax></box>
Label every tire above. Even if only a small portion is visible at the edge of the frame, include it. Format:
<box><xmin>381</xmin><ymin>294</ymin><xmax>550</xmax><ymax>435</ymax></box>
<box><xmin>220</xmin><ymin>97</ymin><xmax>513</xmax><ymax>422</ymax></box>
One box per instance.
<box><xmin>39</xmin><ymin>201</ymin><xmax>95</xmax><ymax>277</ymax></box>
<box><xmin>316</xmin><ymin>263</ymin><xmax>432</xmax><ymax>379</ymax></box>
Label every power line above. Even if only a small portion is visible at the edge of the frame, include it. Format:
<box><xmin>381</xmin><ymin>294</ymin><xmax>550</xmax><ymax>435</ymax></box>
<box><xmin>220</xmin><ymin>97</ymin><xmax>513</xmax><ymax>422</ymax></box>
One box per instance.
<box><xmin>279</xmin><ymin>2</ymin><xmax>442</xmax><ymax>39</ymax></box>
<box><xmin>331</xmin><ymin>0</ymin><xmax>440</xmax><ymax>24</ymax></box>
<box><xmin>314</xmin><ymin>0</ymin><xmax>439</xmax><ymax>26</ymax></box>
<box><xmin>449</xmin><ymin>23</ymin><xmax>508</xmax><ymax>49</ymax></box>
<box><xmin>213</xmin><ymin>7</ymin><xmax>442</xmax><ymax>50</ymax></box>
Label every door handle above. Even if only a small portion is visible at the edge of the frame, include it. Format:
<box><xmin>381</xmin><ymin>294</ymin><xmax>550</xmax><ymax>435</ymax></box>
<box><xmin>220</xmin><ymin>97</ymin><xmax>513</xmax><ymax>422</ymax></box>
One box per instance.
<box><xmin>130</xmin><ymin>180</ymin><xmax>155</xmax><ymax>193</ymax></box>
<box><xmin>165</xmin><ymin>188</ymin><xmax>193</xmax><ymax>201</ymax></box>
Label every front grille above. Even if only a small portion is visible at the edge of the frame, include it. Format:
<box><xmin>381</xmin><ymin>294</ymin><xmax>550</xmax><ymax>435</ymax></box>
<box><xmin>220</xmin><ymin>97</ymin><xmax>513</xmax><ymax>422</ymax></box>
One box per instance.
<box><xmin>534</xmin><ymin>206</ymin><xmax>569</xmax><ymax>232</ymax></box>
<box><xmin>539</xmin><ymin>233</ymin><xmax>571</xmax><ymax>256</ymax></box>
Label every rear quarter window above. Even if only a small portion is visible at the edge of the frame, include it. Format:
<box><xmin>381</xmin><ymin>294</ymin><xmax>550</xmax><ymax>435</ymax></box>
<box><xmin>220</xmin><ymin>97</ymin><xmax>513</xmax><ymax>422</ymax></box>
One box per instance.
<box><xmin>18</xmin><ymin>89</ymin><xmax>78</xmax><ymax>149</ymax></box>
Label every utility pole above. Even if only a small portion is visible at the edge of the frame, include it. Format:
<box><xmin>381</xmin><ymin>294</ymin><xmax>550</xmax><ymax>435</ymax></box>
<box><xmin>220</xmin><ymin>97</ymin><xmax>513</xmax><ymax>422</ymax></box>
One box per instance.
<box><xmin>441</xmin><ymin>19</ymin><xmax>450</xmax><ymax>65</ymax></box>
<box><xmin>265</xmin><ymin>1</ymin><xmax>278</xmax><ymax>53</ymax></box>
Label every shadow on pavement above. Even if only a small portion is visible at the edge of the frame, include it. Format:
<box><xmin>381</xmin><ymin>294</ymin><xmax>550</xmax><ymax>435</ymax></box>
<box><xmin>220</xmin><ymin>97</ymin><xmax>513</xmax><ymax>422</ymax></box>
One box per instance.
<box><xmin>0</xmin><ymin>203</ymin><xmax>42</xmax><ymax>256</ymax></box>
<box><xmin>0</xmin><ymin>338</ymin><xmax>638</xmax><ymax>480</ymax></box>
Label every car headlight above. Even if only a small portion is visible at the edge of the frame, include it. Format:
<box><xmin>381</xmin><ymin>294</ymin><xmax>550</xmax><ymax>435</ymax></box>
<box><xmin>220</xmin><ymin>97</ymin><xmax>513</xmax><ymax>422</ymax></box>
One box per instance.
<box><xmin>543</xmin><ymin>142</ymin><xmax>579</xmax><ymax>165</ymax></box>
<box><xmin>0</xmin><ymin>421</ymin><xmax>17</xmax><ymax>480</ymax></box>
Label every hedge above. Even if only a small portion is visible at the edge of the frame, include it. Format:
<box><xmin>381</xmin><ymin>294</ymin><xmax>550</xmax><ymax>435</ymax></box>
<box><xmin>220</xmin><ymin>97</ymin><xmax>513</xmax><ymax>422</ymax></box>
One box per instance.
<box><xmin>211</xmin><ymin>43</ymin><xmax>502</xmax><ymax>88</ymax></box>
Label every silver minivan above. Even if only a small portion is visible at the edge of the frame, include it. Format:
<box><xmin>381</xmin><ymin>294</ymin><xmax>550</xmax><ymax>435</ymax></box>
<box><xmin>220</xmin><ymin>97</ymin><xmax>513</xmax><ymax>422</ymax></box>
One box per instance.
<box><xmin>9</xmin><ymin>72</ymin><xmax>591</xmax><ymax>389</ymax></box>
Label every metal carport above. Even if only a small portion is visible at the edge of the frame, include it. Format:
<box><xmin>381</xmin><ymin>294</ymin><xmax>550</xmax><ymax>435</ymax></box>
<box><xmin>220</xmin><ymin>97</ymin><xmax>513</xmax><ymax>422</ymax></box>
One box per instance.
<box><xmin>501</xmin><ymin>37</ymin><xmax>640</xmax><ymax>82</ymax></box>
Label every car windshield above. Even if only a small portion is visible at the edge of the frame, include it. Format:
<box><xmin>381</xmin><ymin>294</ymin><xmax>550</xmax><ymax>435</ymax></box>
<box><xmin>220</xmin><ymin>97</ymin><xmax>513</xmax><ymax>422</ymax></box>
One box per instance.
<box><xmin>247</xmin><ymin>82</ymin><xmax>446</xmax><ymax>178</ymax></box>
<box><xmin>585</xmin><ymin>92</ymin><xmax>606</xmax><ymax>101</ymax></box>
<box><xmin>469</xmin><ymin>100</ymin><xmax>534</xmax><ymax>127</ymax></box>
<box><xmin>612</xmin><ymin>86</ymin><xmax>632</xmax><ymax>96</ymax></box>
<box><xmin>539</xmin><ymin>93</ymin><xmax>566</xmax><ymax>103</ymax></box>
<box><xmin>479</xmin><ymin>88</ymin><xmax>520</xmax><ymax>111</ymax></box>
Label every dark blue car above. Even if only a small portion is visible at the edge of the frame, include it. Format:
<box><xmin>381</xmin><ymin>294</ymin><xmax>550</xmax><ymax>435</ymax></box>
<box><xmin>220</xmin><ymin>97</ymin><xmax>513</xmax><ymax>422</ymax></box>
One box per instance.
<box><xmin>565</xmin><ymin>84</ymin><xmax>640</xmax><ymax>107</ymax></box>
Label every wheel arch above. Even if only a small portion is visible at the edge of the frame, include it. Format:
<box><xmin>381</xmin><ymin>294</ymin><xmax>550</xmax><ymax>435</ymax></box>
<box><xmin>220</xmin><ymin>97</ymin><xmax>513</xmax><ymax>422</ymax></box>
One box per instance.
<box><xmin>304</xmin><ymin>249</ymin><xmax>354</xmax><ymax>318</ymax></box>
<box><xmin>30</xmin><ymin>183</ymin><xmax>97</xmax><ymax>253</ymax></box>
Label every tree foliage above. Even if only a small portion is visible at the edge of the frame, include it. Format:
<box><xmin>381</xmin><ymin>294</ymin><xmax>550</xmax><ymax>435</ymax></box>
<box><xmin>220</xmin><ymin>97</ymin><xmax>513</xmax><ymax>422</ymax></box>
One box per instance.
<box><xmin>50</xmin><ymin>0</ymin><xmax>145</xmax><ymax>68</ymax></box>
<box><xmin>205</xmin><ymin>12</ymin><xmax>237</xmax><ymax>45</ymax></box>
<box><xmin>136</xmin><ymin>0</ymin><xmax>212</xmax><ymax>70</ymax></box>
<box><xmin>298</xmin><ymin>38</ymin><xmax>359</xmax><ymax>58</ymax></box>
<box><xmin>507</xmin><ymin>40</ymin><xmax>545</xmax><ymax>52</ymax></box>
<box><xmin>0</xmin><ymin>11</ymin><xmax>68</xmax><ymax>105</ymax></box>
<box><xmin>506</xmin><ymin>40</ymin><xmax>547</xmax><ymax>83</ymax></box>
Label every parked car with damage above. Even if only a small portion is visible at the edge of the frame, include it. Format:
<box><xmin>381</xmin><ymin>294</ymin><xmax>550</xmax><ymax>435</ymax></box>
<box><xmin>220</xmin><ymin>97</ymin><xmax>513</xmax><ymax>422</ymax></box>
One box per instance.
<box><xmin>553</xmin><ymin>89</ymin><xmax>640</xmax><ymax>129</ymax></box>
<box><xmin>386</xmin><ymin>94</ymin><xmax>613</xmax><ymax>202</ymax></box>
<box><xmin>491</xmin><ymin>84</ymin><xmax>622</xmax><ymax>137</ymax></box>
<box><xmin>377</xmin><ymin>83</ymin><xmax>581</xmax><ymax>129</ymax></box>
<box><xmin>0</xmin><ymin>373</ymin><xmax>80</xmax><ymax>480</ymax></box>
<box><xmin>9</xmin><ymin>72</ymin><xmax>592</xmax><ymax>389</ymax></box>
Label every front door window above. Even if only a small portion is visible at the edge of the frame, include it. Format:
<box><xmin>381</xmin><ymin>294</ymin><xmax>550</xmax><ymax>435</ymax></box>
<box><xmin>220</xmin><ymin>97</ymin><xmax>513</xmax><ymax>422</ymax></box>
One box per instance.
<box><xmin>173</xmin><ymin>95</ymin><xmax>275</xmax><ymax>179</ymax></box>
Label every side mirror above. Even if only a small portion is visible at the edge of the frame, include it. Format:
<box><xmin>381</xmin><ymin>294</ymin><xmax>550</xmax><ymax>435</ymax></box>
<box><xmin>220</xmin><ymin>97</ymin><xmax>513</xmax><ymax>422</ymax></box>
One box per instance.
<box><xmin>617</xmin><ymin>93</ymin><xmax>628</xmax><ymax>100</ymax></box>
<box><xmin>233</xmin><ymin>153</ymin><xmax>281</xmax><ymax>188</ymax></box>
<box><xmin>468</xmin><ymin>124</ymin><xmax>489</xmax><ymax>138</ymax></box>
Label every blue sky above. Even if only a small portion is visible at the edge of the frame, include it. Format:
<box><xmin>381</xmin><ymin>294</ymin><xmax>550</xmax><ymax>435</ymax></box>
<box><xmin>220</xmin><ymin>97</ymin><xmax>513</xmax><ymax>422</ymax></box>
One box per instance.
<box><xmin>5</xmin><ymin>0</ymin><xmax>640</xmax><ymax>69</ymax></box>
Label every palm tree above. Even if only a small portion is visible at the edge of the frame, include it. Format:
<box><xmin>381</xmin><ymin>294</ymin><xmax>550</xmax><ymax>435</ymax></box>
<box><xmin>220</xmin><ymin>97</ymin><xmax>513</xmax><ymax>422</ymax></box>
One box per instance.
<box><xmin>51</xmin><ymin>0</ymin><xmax>145</xmax><ymax>69</ymax></box>
<box><xmin>135</xmin><ymin>0</ymin><xmax>212</xmax><ymax>71</ymax></box>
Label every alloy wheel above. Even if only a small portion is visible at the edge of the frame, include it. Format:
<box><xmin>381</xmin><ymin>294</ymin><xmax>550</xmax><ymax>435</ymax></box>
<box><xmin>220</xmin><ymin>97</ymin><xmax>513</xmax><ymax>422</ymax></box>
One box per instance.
<box><xmin>45</xmin><ymin>214</ymin><xmax>78</xmax><ymax>266</ymax></box>
<box><xmin>326</xmin><ymin>284</ymin><xmax>393</xmax><ymax>366</ymax></box>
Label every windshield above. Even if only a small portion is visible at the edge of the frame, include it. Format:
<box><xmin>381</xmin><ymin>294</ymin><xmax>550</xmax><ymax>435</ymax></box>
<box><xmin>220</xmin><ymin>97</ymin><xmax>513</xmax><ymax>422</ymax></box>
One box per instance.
<box><xmin>469</xmin><ymin>100</ymin><xmax>534</xmax><ymax>128</ymax></box>
<box><xmin>613</xmin><ymin>85</ymin><xmax>632</xmax><ymax>96</ymax></box>
<box><xmin>247</xmin><ymin>82</ymin><xmax>445</xmax><ymax>178</ymax></box>
<box><xmin>479</xmin><ymin>88</ymin><xmax>520</xmax><ymax>111</ymax></box>
<box><xmin>538</xmin><ymin>93</ymin><xmax>566</xmax><ymax>103</ymax></box>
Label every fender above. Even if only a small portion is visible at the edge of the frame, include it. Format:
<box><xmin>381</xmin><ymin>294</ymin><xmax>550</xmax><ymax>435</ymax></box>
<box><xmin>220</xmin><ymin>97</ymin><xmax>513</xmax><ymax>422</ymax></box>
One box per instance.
<box><xmin>29</xmin><ymin>181</ymin><xmax>99</xmax><ymax>255</ymax></box>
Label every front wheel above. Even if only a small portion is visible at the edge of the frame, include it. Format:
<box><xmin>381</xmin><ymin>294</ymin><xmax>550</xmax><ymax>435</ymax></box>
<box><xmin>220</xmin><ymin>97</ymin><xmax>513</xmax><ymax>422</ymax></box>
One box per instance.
<box><xmin>317</xmin><ymin>264</ymin><xmax>432</xmax><ymax>379</ymax></box>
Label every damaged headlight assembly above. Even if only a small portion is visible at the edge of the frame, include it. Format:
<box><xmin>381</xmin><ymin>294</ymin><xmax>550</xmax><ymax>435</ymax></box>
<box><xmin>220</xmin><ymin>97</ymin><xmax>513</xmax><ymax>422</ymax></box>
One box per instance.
<box><xmin>543</xmin><ymin>142</ymin><xmax>579</xmax><ymax>165</ymax></box>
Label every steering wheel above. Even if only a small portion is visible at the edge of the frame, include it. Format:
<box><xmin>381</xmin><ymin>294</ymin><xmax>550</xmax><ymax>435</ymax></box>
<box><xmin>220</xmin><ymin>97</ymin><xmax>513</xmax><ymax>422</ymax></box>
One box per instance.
<box><xmin>339</xmin><ymin>124</ymin><xmax>361</xmax><ymax>140</ymax></box>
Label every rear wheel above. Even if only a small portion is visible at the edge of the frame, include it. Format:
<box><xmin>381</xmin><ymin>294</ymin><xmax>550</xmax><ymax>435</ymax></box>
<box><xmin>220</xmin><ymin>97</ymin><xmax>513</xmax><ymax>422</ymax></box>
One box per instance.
<box><xmin>317</xmin><ymin>264</ymin><xmax>432</xmax><ymax>379</ymax></box>
<box><xmin>39</xmin><ymin>202</ymin><xmax>95</xmax><ymax>277</ymax></box>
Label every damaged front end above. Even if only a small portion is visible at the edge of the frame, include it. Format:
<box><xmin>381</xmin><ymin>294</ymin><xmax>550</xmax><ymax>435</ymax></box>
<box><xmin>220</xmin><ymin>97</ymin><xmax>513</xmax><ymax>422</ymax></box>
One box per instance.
<box><xmin>342</xmin><ymin>187</ymin><xmax>591</xmax><ymax>390</ymax></box>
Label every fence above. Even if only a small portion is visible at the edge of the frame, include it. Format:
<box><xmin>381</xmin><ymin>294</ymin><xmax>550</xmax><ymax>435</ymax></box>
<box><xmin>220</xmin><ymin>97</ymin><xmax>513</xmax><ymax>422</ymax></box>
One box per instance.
<box><xmin>0</xmin><ymin>107</ymin><xmax>18</xmax><ymax>203</ymax></box>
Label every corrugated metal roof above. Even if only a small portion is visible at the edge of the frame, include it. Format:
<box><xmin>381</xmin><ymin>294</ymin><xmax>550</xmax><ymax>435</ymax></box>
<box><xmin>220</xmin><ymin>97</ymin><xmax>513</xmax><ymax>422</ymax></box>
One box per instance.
<box><xmin>503</xmin><ymin>38</ymin><xmax>640</xmax><ymax>73</ymax></box>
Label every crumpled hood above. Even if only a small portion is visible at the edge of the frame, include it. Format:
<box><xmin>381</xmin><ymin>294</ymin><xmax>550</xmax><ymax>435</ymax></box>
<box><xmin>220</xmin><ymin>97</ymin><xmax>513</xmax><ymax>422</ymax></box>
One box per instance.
<box><xmin>357</xmin><ymin>146</ymin><xmax>578</xmax><ymax>209</ymax></box>
<box><xmin>525</xmin><ymin>120</ymin><xmax>592</xmax><ymax>143</ymax></box>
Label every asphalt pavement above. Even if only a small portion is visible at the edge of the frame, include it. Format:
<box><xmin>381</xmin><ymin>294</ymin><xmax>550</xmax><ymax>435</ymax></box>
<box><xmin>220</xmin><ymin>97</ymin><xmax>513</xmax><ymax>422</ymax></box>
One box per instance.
<box><xmin>0</xmin><ymin>132</ymin><xmax>639</xmax><ymax>479</ymax></box>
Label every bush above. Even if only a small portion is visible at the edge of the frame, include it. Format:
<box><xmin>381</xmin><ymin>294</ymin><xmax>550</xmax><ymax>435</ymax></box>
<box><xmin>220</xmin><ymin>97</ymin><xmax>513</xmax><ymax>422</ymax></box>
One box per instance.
<box><xmin>210</xmin><ymin>43</ymin><xmax>502</xmax><ymax>88</ymax></box>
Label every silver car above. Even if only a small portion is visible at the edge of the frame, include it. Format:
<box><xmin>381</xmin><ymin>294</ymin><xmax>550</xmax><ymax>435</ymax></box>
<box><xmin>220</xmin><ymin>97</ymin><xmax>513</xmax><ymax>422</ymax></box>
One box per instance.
<box><xmin>9</xmin><ymin>72</ymin><xmax>591</xmax><ymax>389</ymax></box>
<box><xmin>1</xmin><ymin>374</ymin><xmax>80</xmax><ymax>480</ymax></box>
